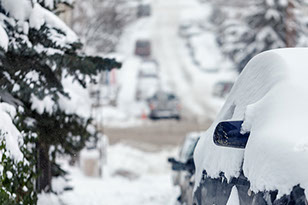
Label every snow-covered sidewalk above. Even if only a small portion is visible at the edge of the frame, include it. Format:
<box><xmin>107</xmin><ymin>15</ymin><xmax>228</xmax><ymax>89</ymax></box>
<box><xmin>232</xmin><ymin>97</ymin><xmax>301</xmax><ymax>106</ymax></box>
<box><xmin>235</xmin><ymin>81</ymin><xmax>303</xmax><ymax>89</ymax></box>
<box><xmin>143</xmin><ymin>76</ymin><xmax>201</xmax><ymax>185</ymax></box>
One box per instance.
<box><xmin>39</xmin><ymin>144</ymin><xmax>179</xmax><ymax>205</ymax></box>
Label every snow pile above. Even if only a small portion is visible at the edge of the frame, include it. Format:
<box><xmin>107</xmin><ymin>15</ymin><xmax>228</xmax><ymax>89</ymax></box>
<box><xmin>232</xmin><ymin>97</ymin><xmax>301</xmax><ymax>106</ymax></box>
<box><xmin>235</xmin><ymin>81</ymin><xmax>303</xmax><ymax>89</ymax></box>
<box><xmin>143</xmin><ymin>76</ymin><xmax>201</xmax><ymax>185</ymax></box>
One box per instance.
<box><xmin>57</xmin><ymin>144</ymin><xmax>179</xmax><ymax>205</ymax></box>
<box><xmin>38</xmin><ymin>192</ymin><xmax>62</xmax><ymax>205</ymax></box>
<box><xmin>0</xmin><ymin>102</ymin><xmax>23</xmax><ymax>161</ymax></box>
<box><xmin>52</xmin><ymin>177</ymin><xmax>69</xmax><ymax>194</ymax></box>
<box><xmin>194</xmin><ymin>48</ymin><xmax>308</xmax><ymax>197</ymax></box>
<box><xmin>107</xmin><ymin>144</ymin><xmax>174</xmax><ymax>176</ymax></box>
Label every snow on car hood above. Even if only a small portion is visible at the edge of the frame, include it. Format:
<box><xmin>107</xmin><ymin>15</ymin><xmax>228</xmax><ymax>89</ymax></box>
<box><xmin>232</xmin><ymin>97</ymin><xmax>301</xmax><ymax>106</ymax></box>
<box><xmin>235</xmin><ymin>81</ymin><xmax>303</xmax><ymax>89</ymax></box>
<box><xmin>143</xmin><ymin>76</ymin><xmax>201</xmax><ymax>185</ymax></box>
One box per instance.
<box><xmin>194</xmin><ymin>48</ymin><xmax>308</xmax><ymax>197</ymax></box>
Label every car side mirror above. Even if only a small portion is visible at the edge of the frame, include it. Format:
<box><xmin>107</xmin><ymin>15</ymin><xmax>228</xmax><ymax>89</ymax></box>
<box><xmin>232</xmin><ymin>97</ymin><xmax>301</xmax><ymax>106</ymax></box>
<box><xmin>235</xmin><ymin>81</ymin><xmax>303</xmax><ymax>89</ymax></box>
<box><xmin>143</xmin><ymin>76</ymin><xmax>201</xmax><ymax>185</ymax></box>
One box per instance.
<box><xmin>213</xmin><ymin>121</ymin><xmax>250</xmax><ymax>149</ymax></box>
<box><xmin>168</xmin><ymin>157</ymin><xmax>195</xmax><ymax>173</ymax></box>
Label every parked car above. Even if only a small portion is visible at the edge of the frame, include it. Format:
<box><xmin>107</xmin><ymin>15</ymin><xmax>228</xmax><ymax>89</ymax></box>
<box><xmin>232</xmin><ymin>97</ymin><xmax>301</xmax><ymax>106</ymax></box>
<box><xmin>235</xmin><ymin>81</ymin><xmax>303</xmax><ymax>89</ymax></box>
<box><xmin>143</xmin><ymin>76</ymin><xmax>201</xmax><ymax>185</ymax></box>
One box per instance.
<box><xmin>135</xmin><ymin>61</ymin><xmax>159</xmax><ymax>101</ymax></box>
<box><xmin>193</xmin><ymin>48</ymin><xmax>308</xmax><ymax>205</ymax></box>
<box><xmin>138</xmin><ymin>60</ymin><xmax>159</xmax><ymax>79</ymax></box>
<box><xmin>137</xmin><ymin>3</ymin><xmax>151</xmax><ymax>17</ymax></box>
<box><xmin>135</xmin><ymin>39</ymin><xmax>151</xmax><ymax>57</ymax></box>
<box><xmin>168</xmin><ymin>132</ymin><xmax>200</xmax><ymax>205</ymax></box>
<box><xmin>147</xmin><ymin>91</ymin><xmax>181</xmax><ymax>120</ymax></box>
<box><xmin>178</xmin><ymin>21</ymin><xmax>202</xmax><ymax>38</ymax></box>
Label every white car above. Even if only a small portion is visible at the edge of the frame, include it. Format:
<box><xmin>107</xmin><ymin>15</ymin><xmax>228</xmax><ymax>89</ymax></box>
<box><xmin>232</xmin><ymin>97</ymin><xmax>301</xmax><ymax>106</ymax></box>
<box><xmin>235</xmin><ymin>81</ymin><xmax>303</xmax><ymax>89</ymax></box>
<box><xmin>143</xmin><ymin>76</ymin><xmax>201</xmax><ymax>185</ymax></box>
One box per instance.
<box><xmin>135</xmin><ymin>61</ymin><xmax>160</xmax><ymax>101</ymax></box>
<box><xmin>193</xmin><ymin>48</ymin><xmax>308</xmax><ymax>205</ymax></box>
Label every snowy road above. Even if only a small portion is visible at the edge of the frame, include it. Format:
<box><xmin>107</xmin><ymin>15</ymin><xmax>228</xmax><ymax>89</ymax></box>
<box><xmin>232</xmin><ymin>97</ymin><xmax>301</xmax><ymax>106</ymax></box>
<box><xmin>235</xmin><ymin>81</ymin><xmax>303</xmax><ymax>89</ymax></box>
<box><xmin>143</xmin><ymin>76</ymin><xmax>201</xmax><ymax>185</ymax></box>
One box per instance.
<box><xmin>105</xmin><ymin>119</ymin><xmax>211</xmax><ymax>151</ymax></box>
<box><xmin>152</xmin><ymin>0</ymin><xmax>217</xmax><ymax>120</ymax></box>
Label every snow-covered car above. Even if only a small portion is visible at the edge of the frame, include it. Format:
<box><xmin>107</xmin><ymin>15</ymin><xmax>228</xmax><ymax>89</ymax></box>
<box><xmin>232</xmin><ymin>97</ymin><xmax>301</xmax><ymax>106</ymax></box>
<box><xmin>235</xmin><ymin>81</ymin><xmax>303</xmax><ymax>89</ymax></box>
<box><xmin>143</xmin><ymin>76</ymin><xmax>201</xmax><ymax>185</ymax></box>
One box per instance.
<box><xmin>147</xmin><ymin>91</ymin><xmax>181</xmax><ymax>120</ymax></box>
<box><xmin>168</xmin><ymin>132</ymin><xmax>200</xmax><ymax>205</ymax></box>
<box><xmin>193</xmin><ymin>48</ymin><xmax>308</xmax><ymax>205</ymax></box>
<box><xmin>135</xmin><ymin>78</ymin><xmax>159</xmax><ymax>101</ymax></box>
<box><xmin>135</xmin><ymin>61</ymin><xmax>160</xmax><ymax>101</ymax></box>
<box><xmin>138</xmin><ymin>60</ymin><xmax>159</xmax><ymax>78</ymax></box>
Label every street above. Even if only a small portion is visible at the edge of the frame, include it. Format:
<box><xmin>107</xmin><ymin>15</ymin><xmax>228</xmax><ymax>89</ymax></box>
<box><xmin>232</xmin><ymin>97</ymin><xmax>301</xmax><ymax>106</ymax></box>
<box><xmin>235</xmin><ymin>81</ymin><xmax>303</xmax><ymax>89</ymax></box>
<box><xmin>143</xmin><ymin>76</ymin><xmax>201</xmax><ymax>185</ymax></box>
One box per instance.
<box><xmin>106</xmin><ymin>119</ymin><xmax>212</xmax><ymax>151</ymax></box>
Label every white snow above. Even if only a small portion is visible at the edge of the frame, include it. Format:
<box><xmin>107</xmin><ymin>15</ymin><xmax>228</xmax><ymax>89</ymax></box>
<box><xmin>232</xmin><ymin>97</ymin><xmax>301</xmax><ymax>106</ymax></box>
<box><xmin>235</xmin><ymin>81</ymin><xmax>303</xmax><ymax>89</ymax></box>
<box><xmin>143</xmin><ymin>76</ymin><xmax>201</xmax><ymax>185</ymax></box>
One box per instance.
<box><xmin>29</xmin><ymin>3</ymin><xmax>78</xmax><ymax>45</ymax></box>
<box><xmin>1</xmin><ymin>0</ymin><xmax>32</xmax><ymax>21</ymax></box>
<box><xmin>194</xmin><ymin>48</ymin><xmax>308</xmax><ymax>197</ymax></box>
<box><xmin>30</xmin><ymin>94</ymin><xmax>54</xmax><ymax>115</ymax></box>
<box><xmin>58</xmin><ymin>75</ymin><xmax>92</xmax><ymax>119</ymax></box>
<box><xmin>226</xmin><ymin>186</ymin><xmax>240</xmax><ymax>205</ymax></box>
<box><xmin>0</xmin><ymin>102</ymin><xmax>23</xmax><ymax>161</ymax></box>
<box><xmin>0</xmin><ymin>25</ymin><xmax>8</xmax><ymax>51</ymax></box>
<box><xmin>38</xmin><ymin>144</ymin><xmax>179</xmax><ymax>205</ymax></box>
<box><xmin>37</xmin><ymin>192</ymin><xmax>62</xmax><ymax>205</ymax></box>
<box><xmin>1</xmin><ymin>1</ymin><xmax>78</xmax><ymax>46</ymax></box>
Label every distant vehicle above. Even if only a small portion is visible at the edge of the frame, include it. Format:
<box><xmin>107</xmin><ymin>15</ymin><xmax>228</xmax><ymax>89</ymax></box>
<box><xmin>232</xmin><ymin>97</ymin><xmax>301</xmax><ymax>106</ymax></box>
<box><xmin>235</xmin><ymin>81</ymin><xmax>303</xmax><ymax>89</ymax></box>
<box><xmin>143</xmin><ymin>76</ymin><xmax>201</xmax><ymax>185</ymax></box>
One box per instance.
<box><xmin>212</xmin><ymin>81</ymin><xmax>233</xmax><ymax>98</ymax></box>
<box><xmin>193</xmin><ymin>49</ymin><xmax>308</xmax><ymax>205</ymax></box>
<box><xmin>147</xmin><ymin>91</ymin><xmax>181</xmax><ymax>120</ymax></box>
<box><xmin>135</xmin><ymin>60</ymin><xmax>159</xmax><ymax>101</ymax></box>
<box><xmin>135</xmin><ymin>78</ymin><xmax>159</xmax><ymax>102</ymax></box>
<box><xmin>137</xmin><ymin>4</ymin><xmax>151</xmax><ymax>17</ymax></box>
<box><xmin>138</xmin><ymin>60</ymin><xmax>159</xmax><ymax>78</ymax></box>
<box><xmin>178</xmin><ymin>22</ymin><xmax>202</xmax><ymax>38</ymax></box>
<box><xmin>168</xmin><ymin>132</ymin><xmax>200</xmax><ymax>205</ymax></box>
<box><xmin>135</xmin><ymin>40</ymin><xmax>151</xmax><ymax>57</ymax></box>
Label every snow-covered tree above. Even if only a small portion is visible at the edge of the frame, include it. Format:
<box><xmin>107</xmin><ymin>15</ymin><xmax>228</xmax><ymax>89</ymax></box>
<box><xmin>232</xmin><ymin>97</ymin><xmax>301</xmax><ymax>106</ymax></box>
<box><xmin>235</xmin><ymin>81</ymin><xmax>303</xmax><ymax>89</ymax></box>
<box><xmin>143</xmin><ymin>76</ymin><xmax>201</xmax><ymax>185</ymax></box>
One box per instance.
<box><xmin>0</xmin><ymin>0</ymin><xmax>121</xmax><ymax>203</ymax></box>
<box><xmin>71</xmin><ymin>0</ymin><xmax>136</xmax><ymax>54</ymax></box>
<box><xmin>216</xmin><ymin>0</ymin><xmax>308</xmax><ymax>72</ymax></box>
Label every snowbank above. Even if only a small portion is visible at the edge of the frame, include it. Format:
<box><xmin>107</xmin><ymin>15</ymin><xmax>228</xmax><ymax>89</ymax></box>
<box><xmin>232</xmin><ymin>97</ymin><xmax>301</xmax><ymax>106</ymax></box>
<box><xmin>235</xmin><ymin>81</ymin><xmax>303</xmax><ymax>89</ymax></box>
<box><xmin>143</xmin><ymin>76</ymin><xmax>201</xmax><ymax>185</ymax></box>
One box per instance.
<box><xmin>38</xmin><ymin>192</ymin><xmax>62</xmax><ymax>205</ymax></box>
<box><xmin>194</xmin><ymin>48</ymin><xmax>308</xmax><ymax>197</ymax></box>
<box><xmin>58</xmin><ymin>144</ymin><xmax>179</xmax><ymax>205</ymax></box>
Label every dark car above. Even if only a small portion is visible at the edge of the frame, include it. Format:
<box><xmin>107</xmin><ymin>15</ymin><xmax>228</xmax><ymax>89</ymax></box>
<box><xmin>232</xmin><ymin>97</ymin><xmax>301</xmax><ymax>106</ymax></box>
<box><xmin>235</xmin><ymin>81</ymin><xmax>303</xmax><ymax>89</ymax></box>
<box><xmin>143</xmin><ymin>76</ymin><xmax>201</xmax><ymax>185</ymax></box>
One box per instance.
<box><xmin>135</xmin><ymin>40</ymin><xmax>151</xmax><ymax>57</ymax></box>
<box><xmin>147</xmin><ymin>91</ymin><xmax>181</xmax><ymax>120</ymax></box>
<box><xmin>193</xmin><ymin>49</ymin><xmax>308</xmax><ymax>205</ymax></box>
<box><xmin>137</xmin><ymin>4</ymin><xmax>151</xmax><ymax>17</ymax></box>
<box><xmin>169</xmin><ymin>132</ymin><xmax>200</xmax><ymax>205</ymax></box>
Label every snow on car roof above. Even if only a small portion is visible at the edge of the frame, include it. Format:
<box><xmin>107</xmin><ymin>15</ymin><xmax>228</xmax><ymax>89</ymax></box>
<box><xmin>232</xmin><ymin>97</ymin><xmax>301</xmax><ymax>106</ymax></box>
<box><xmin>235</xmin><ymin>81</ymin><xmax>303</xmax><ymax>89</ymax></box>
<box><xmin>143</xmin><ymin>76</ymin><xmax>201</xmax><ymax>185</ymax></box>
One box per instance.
<box><xmin>194</xmin><ymin>48</ymin><xmax>308</xmax><ymax>197</ymax></box>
